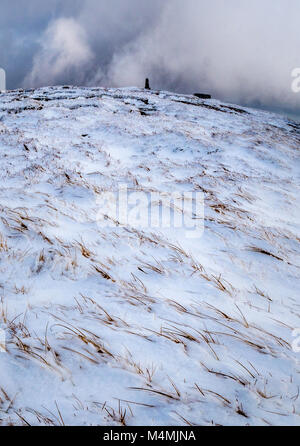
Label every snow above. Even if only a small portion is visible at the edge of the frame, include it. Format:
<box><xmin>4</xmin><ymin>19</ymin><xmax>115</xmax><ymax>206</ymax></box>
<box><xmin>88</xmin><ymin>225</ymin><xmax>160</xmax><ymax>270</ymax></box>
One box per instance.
<box><xmin>0</xmin><ymin>85</ymin><xmax>299</xmax><ymax>426</ymax></box>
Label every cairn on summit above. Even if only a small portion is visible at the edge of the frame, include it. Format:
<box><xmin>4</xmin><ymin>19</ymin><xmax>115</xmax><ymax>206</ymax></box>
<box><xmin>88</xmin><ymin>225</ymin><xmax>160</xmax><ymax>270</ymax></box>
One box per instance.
<box><xmin>145</xmin><ymin>78</ymin><xmax>151</xmax><ymax>90</ymax></box>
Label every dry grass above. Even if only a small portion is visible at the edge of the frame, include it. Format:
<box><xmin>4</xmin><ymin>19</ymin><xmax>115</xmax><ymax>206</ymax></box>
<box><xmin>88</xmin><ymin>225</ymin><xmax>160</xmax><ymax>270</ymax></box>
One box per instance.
<box><xmin>0</xmin><ymin>86</ymin><xmax>299</xmax><ymax>426</ymax></box>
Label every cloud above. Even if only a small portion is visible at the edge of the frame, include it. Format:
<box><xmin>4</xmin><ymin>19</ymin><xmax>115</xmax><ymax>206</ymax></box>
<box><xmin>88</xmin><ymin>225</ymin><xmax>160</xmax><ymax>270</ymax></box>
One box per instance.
<box><xmin>1</xmin><ymin>0</ymin><xmax>300</xmax><ymax>116</ymax></box>
<box><xmin>24</xmin><ymin>18</ymin><xmax>94</xmax><ymax>87</ymax></box>
<box><xmin>106</xmin><ymin>0</ymin><xmax>300</xmax><ymax>114</ymax></box>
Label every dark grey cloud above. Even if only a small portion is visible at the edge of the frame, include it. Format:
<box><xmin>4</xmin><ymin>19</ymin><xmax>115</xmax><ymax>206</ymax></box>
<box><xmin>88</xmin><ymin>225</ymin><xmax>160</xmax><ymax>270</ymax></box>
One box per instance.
<box><xmin>0</xmin><ymin>0</ymin><xmax>299</xmax><ymax>117</ymax></box>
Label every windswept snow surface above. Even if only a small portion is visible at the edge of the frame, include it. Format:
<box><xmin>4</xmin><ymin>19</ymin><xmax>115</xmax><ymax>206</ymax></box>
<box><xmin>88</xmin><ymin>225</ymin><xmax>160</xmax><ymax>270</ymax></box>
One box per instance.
<box><xmin>0</xmin><ymin>86</ymin><xmax>299</xmax><ymax>426</ymax></box>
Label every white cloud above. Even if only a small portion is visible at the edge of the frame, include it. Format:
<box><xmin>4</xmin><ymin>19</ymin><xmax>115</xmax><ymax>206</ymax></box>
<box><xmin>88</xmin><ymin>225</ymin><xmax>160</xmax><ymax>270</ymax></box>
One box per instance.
<box><xmin>25</xmin><ymin>17</ymin><xmax>94</xmax><ymax>87</ymax></box>
<box><xmin>1</xmin><ymin>0</ymin><xmax>298</xmax><ymax>115</ymax></box>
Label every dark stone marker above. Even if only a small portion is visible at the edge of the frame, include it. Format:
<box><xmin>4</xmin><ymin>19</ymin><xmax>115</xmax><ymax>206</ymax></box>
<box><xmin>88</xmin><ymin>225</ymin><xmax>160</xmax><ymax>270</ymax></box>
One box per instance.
<box><xmin>145</xmin><ymin>78</ymin><xmax>151</xmax><ymax>90</ymax></box>
<box><xmin>194</xmin><ymin>93</ymin><xmax>212</xmax><ymax>100</ymax></box>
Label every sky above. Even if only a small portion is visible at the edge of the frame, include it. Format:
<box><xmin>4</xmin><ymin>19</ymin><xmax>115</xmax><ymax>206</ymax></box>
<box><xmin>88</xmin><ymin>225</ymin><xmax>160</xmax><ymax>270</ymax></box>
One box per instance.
<box><xmin>0</xmin><ymin>0</ymin><xmax>300</xmax><ymax>118</ymax></box>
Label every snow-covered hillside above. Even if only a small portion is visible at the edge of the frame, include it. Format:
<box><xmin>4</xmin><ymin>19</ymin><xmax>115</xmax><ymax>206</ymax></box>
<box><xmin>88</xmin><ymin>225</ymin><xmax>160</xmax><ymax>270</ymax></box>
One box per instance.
<box><xmin>0</xmin><ymin>86</ymin><xmax>299</xmax><ymax>426</ymax></box>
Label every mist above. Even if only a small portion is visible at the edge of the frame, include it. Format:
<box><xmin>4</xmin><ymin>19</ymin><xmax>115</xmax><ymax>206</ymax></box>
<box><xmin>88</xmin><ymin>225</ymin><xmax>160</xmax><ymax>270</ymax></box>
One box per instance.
<box><xmin>0</xmin><ymin>0</ymin><xmax>299</xmax><ymax>117</ymax></box>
